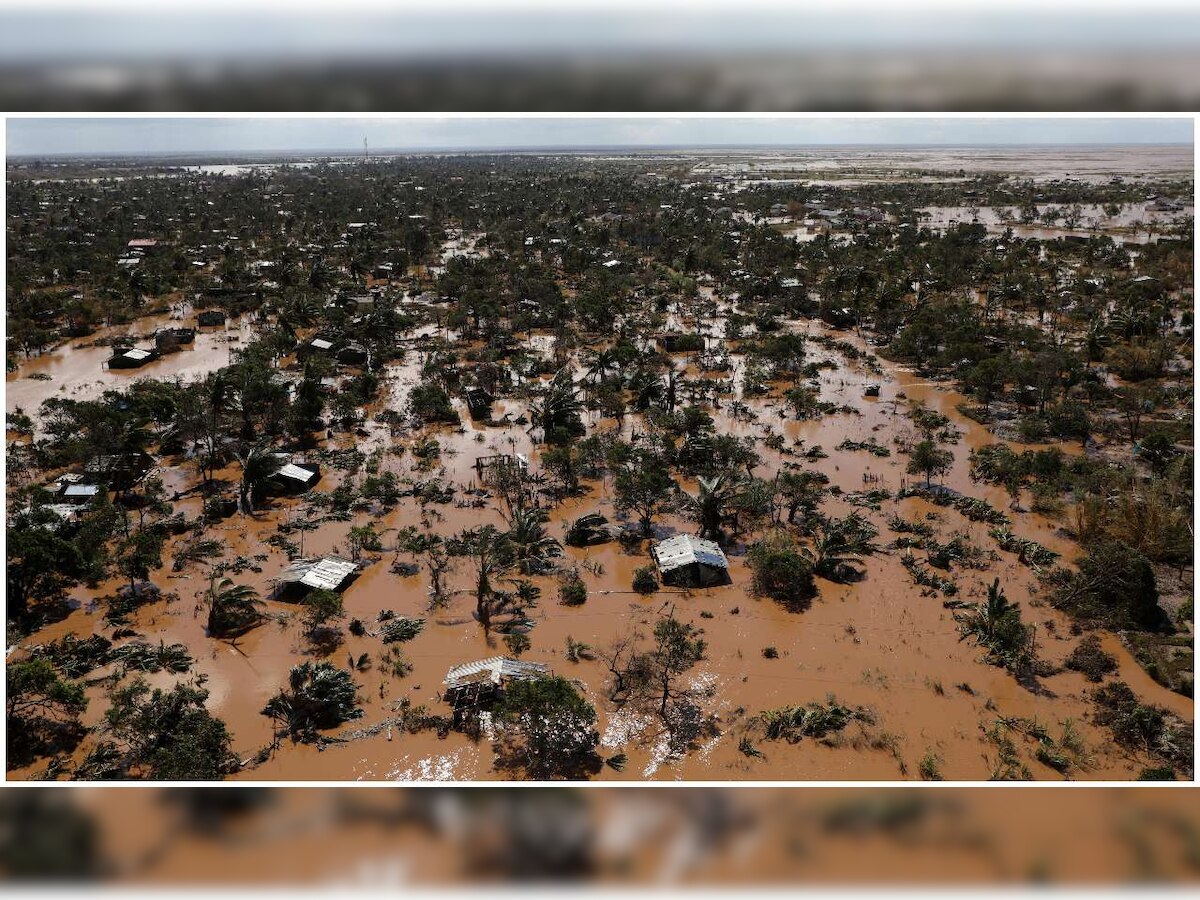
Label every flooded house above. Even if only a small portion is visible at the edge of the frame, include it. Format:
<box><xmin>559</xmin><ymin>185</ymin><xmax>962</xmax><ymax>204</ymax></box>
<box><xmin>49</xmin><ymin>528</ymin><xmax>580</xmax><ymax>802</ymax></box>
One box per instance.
<box><xmin>464</xmin><ymin>387</ymin><xmax>494</xmax><ymax>421</ymax></box>
<box><xmin>305</xmin><ymin>336</ymin><xmax>335</xmax><ymax>355</ymax></box>
<box><xmin>651</xmin><ymin>534</ymin><xmax>731</xmax><ymax>588</ymax></box>
<box><xmin>272</xmin><ymin>555</ymin><xmax>359</xmax><ymax>599</ymax></box>
<box><xmin>154</xmin><ymin>327</ymin><xmax>196</xmax><ymax>352</ymax></box>
<box><xmin>84</xmin><ymin>451</ymin><xmax>153</xmax><ymax>491</ymax></box>
<box><xmin>268</xmin><ymin>460</ymin><xmax>321</xmax><ymax>493</ymax></box>
<box><xmin>336</xmin><ymin>342</ymin><xmax>368</xmax><ymax>366</ymax></box>
<box><xmin>105</xmin><ymin>346</ymin><xmax>159</xmax><ymax>369</ymax></box>
<box><xmin>58</xmin><ymin>481</ymin><xmax>101</xmax><ymax>505</ymax></box>
<box><xmin>197</xmin><ymin>309</ymin><xmax>227</xmax><ymax>327</ymax></box>
<box><xmin>443</xmin><ymin>656</ymin><xmax>550</xmax><ymax>724</ymax></box>
<box><xmin>658</xmin><ymin>331</ymin><xmax>705</xmax><ymax>353</ymax></box>
<box><xmin>474</xmin><ymin>453</ymin><xmax>529</xmax><ymax>487</ymax></box>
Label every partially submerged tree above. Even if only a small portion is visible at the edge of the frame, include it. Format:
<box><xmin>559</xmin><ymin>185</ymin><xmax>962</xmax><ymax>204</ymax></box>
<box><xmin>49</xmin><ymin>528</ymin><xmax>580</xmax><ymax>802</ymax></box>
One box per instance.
<box><xmin>614</xmin><ymin>453</ymin><xmax>676</xmax><ymax>536</ymax></box>
<box><xmin>84</xmin><ymin>678</ymin><xmax>237</xmax><ymax>780</ymax></box>
<box><xmin>235</xmin><ymin>445</ymin><xmax>283</xmax><ymax>515</ymax></box>
<box><xmin>205</xmin><ymin>576</ymin><xmax>266</xmax><ymax>639</ymax></box>
<box><xmin>956</xmin><ymin>579</ymin><xmax>1035</xmax><ymax>676</ymax></box>
<box><xmin>261</xmin><ymin>662</ymin><xmax>363</xmax><ymax>743</ymax></box>
<box><xmin>6</xmin><ymin>657</ymin><xmax>88</xmax><ymax>769</ymax></box>
<box><xmin>907</xmin><ymin>439</ymin><xmax>954</xmax><ymax>488</ymax></box>
<box><xmin>747</xmin><ymin>533</ymin><xmax>817</xmax><ymax>611</ymax></box>
<box><xmin>494</xmin><ymin>675</ymin><xmax>600</xmax><ymax>779</ymax></box>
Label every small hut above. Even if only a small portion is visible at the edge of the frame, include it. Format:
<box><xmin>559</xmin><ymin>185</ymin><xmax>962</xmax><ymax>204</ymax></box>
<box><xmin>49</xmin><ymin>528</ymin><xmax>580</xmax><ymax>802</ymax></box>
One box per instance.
<box><xmin>106</xmin><ymin>347</ymin><xmax>158</xmax><ymax>369</ymax></box>
<box><xmin>443</xmin><ymin>656</ymin><xmax>550</xmax><ymax>726</ymax></box>
<box><xmin>465</xmin><ymin>388</ymin><xmax>493</xmax><ymax>421</ymax></box>
<box><xmin>272</xmin><ymin>555</ymin><xmax>358</xmax><ymax>599</ymax></box>
<box><xmin>269</xmin><ymin>461</ymin><xmax>321</xmax><ymax>493</ymax></box>
<box><xmin>651</xmin><ymin>534</ymin><xmax>731</xmax><ymax>588</ymax></box>
<box><xmin>197</xmin><ymin>309</ymin><xmax>227</xmax><ymax>327</ymax></box>
<box><xmin>474</xmin><ymin>453</ymin><xmax>528</xmax><ymax>487</ymax></box>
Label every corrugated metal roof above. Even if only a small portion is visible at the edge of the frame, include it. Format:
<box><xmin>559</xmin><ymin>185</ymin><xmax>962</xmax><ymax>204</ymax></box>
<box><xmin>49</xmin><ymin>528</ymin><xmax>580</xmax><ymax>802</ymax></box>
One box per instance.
<box><xmin>444</xmin><ymin>656</ymin><xmax>549</xmax><ymax>689</ymax></box>
<box><xmin>63</xmin><ymin>484</ymin><xmax>100</xmax><ymax>497</ymax></box>
<box><xmin>310</xmin><ymin>338</ymin><xmax>334</xmax><ymax>350</ymax></box>
<box><xmin>651</xmin><ymin>534</ymin><xmax>729</xmax><ymax>572</ymax></box>
<box><xmin>123</xmin><ymin>348</ymin><xmax>152</xmax><ymax>361</ymax></box>
<box><xmin>276</xmin><ymin>463</ymin><xmax>317</xmax><ymax>483</ymax></box>
<box><xmin>277</xmin><ymin>555</ymin><xmax>357</xmax><ymax>591</ymax></box>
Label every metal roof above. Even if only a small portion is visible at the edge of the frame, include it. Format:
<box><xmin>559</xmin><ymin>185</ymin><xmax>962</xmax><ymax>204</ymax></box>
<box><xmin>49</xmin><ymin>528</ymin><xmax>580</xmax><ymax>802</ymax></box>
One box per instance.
<box><xmin>651</xmin><ymin>534</ymin><xmax>729</xmax><ymax>572</ymax></box>
<box><xmin>444</xmin><ymin>656</ymin><xmax>549</xmax><ymax>690</ymax></box>
<box><xmin>276</xmin><ymin>555</ymin><xmax>357</xmax><ymax>591</ymax></box>
<box><xmin>63</xmin><ymin>484</ymin><xmax>100</xmax><ymax>497</ymax></box>
<box><xmin>310</xmin><ymin>338</ymin><xmax>334</xmax><ymax>350</ymax></box>
<box><xmin>276</xmin><ymin>463</ymin><xmax>317</xmax><ymax>483</ymax></box>
<box><xmin>123</xmin><ymin>348</ymin><xmax>152</xmax><ymax>361</ymax></box>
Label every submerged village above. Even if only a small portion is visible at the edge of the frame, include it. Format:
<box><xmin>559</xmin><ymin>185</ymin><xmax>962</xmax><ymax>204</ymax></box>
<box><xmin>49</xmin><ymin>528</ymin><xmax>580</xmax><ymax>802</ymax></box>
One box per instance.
<box><xmin>4</xmin><ymin>146</ymin><xmax>1194</xmax><ymax>781</ymax></box>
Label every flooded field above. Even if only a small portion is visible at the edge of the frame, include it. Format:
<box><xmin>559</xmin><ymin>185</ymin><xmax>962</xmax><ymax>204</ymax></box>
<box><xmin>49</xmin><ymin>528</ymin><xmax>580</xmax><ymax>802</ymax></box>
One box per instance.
<box><xmin>5</xmin><ymin>140</ymin><xmax>1192</xmax><ymax>783</ymax></box>
<box><xmin>7</xmin><ymin>308</ymin><xmax>1190</xmax><ymax>782</ymax></box>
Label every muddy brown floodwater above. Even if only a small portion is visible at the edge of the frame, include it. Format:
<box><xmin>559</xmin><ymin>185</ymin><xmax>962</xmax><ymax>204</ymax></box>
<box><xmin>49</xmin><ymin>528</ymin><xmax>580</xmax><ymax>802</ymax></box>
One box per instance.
<box><xmin>5</xmin><ymin>304</ymin><xmax>1192</xmax><ymax>782</ymax></box>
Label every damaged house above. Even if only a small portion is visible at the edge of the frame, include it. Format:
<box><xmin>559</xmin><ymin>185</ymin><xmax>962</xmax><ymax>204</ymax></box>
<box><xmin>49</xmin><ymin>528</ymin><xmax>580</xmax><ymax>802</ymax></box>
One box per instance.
<box><xmin>443</xmin><ymin>656</ymin><xmax>550</xmax><ymax>726</ymax></box>
<box><xmin>272</xmin><ymin>555</ymin><xmax>359</xmax><ymax>599</ymax></box>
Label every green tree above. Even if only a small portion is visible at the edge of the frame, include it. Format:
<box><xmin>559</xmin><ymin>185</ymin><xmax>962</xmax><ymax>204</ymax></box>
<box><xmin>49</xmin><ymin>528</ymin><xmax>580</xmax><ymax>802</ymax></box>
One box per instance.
<box><xmin>614</xmin><ymin>454</ymin><xmax>676</xmax><ymax>536</ymax></box>
<box><xmin>6</xmin><ymin>658</ymin><xmax>88</xmax><ymax>768</ymax></box>
<box><xmin>205</xmin><ymin>576</ymin><xmax>266</xmax><ymax>638</ymax></box>
<box><xmin>907</xmin><ymin>439</ymin><xmax>954</xmax><ymax>487</ymax></box>
<box><xmin>956</xmin><ymin>579</ymin><xmax>1035</xmax><ymax>675</ymax></box>
<box><xmin>748</xmin><ymin>533</ymin><xmax>817</xmax><ymax>611</ymax></box>
<box><xmin>235</xmin><ymin>445</ymin><xmax>283</xmax><ymax>515</ymax></box>
<box><xmin>647</xmin><ymin>615</ymin><xmax>707</xmax><ymax>721</ymax></box>
<box><xmin>494</xmin><ymin>676</ymin><xmax>600</xmax><ymax>779</ymax></box>
<box><xmin>506</xmin><ymin>507</ymin><xmax>563</xmax><ymax>575</ymax></box>
<box><xmin>261</xmin><ymin>662</ymin><xmax>363</xmax><ymax>743</ymax></box>
<box><xmin>94</xmin><ymin>678</ymin><xmax>237</xmax><ymax>780</ymax></box>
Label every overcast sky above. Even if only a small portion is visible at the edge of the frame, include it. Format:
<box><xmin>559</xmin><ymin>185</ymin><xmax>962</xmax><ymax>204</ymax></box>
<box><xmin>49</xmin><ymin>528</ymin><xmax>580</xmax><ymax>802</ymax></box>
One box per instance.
<box><xmin>6</xmin><ymin>117</ymin><xmax>1193</xmax><ymax>156</ymax></box>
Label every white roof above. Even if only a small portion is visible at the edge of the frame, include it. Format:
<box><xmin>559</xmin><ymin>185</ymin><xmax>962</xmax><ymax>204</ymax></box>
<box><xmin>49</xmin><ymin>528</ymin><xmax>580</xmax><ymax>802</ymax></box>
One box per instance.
<box><xmin>310</xmin><ymin>338</ymin><xmax>334</xmax><ymax>350</ymax></box>
<box><xmin>63</xmin><ymin>484</ymin><xmax>100</xmax><ymax>497</ymax></box>
<box><xmin>602</xmin><ymin>259</ymin><xmax>621</xmax><ymax>268</ymax></box>
<box><xmin>444</xmin><ymin>656</ymin><xmax>549</xmax><ymax>689</ymax></box>
<box><xmin>123</xmin><ymin>348</ymin><xmax>152</xmax><ymax>361</ymax></box>
<box><xmin>277</xmin><ymin>555</ymin><xmax>357</xmax><ymax>591</ymax></box>
<box><xmin>652</xmin><ymin>534</ymin><xmax>729</xmax><ymax>572</ymax></box>
<box><xmin>276</xmin><ymin>463</ymin><xmax>317</xmax><ymax>483</ymax></box>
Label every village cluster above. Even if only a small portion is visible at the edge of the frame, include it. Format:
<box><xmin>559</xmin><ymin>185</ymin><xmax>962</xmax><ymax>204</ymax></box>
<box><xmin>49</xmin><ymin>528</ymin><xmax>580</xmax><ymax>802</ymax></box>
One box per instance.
<box><xmin>5</xmin><ymin>146</ymin><xmax>1193</xmax><ymax>781</ymax></box>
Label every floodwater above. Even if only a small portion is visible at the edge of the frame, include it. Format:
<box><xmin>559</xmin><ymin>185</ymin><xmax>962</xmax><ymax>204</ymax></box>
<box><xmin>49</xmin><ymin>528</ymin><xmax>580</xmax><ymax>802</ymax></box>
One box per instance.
<box><xmin>6</xmin><ymin>311</ymin><xmax>256</xmax><ymax>431</ymax></box>
<box><xmin>6</xmin><ymin>301</ymin><xmax>1192</xmax><ymax>782</ymax></box>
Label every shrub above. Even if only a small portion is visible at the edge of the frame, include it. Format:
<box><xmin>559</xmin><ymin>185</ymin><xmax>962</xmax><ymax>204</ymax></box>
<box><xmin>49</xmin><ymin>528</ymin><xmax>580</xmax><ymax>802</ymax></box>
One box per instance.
<box><xmin>632</xmin><ymin>565</ymin><xmax>659</xmax><ymax>594</ymax></box>
<box><xmin>1064</xmin><ymin>635</ymin><xmax>1118</xmax><ymax>682</ymax></box>
<box><xmin>558</xmin><ymin>570</ymin><xmax>589</xmax><ymax>606</ymax></box>
<box><xmin>408</xmin><ymin>382</ymin><xmax>460</xmax><ymax>425</ymax></box>
<box><xmin>747</xmin><ymin>535</ymin><xmax>817</xmax><ymax>611</ymax></box>
<box><xmin>494</xmin><ymin>676</ymin><xmax>600</xmax><ymax>779</ymax></box>
<box><xmin>1049</xmin><ymin>541</ymin><xmax>1169</xmax><ymax>632</ymax></box>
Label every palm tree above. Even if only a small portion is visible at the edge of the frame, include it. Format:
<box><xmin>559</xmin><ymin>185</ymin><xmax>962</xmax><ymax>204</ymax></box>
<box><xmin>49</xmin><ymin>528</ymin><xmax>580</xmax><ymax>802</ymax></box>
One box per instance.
<box><xmin>628</xmin><ymin>367</ymin><xmax>664</xmax><ymax>411</ymax></box>
<box><xmin>677</xmin><ymin>474</ymin><xmax>745</xmax><ymax>542</ymax></box>
<box><xmin>262</xmin><ymin>661</ymin><xmax>362</xmax><ymax>743</ymax></box>
<box><xmin>449</xmin><ymin>525</ymin><xmax>520</xmax><ymax>634</ymax></box>
<box><xmin>236</xmin><ymin>445</ymin><xmax>283</xmax><ymax>515</ymax></box>
<box><xmin>583</xmin><ymin>347</ymin><xmax>619</xmax><ymax>384</ymax></box>
<box><xmin>805</xmin><ymin>513</ymin><xmax>879</xmax><ymax>581</ymax></box>
<box><xmin>529</xmin><ymin>367</ymin><xmax>584</xmax><ymax>441</ymax></box>
<box><xmin>506</xmin><ymin>507</ymin><xmax>563</xmax><ymax>575</ymax></box>
<box><xmin>956</xmin><ymin>578</ymin><xmax>1033</xmax><ymax>674</ymax></box>
<box><xmin>206</xmin><ymin>576</ymin><xmax>266</xmax><ymax>638</ymax></box>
